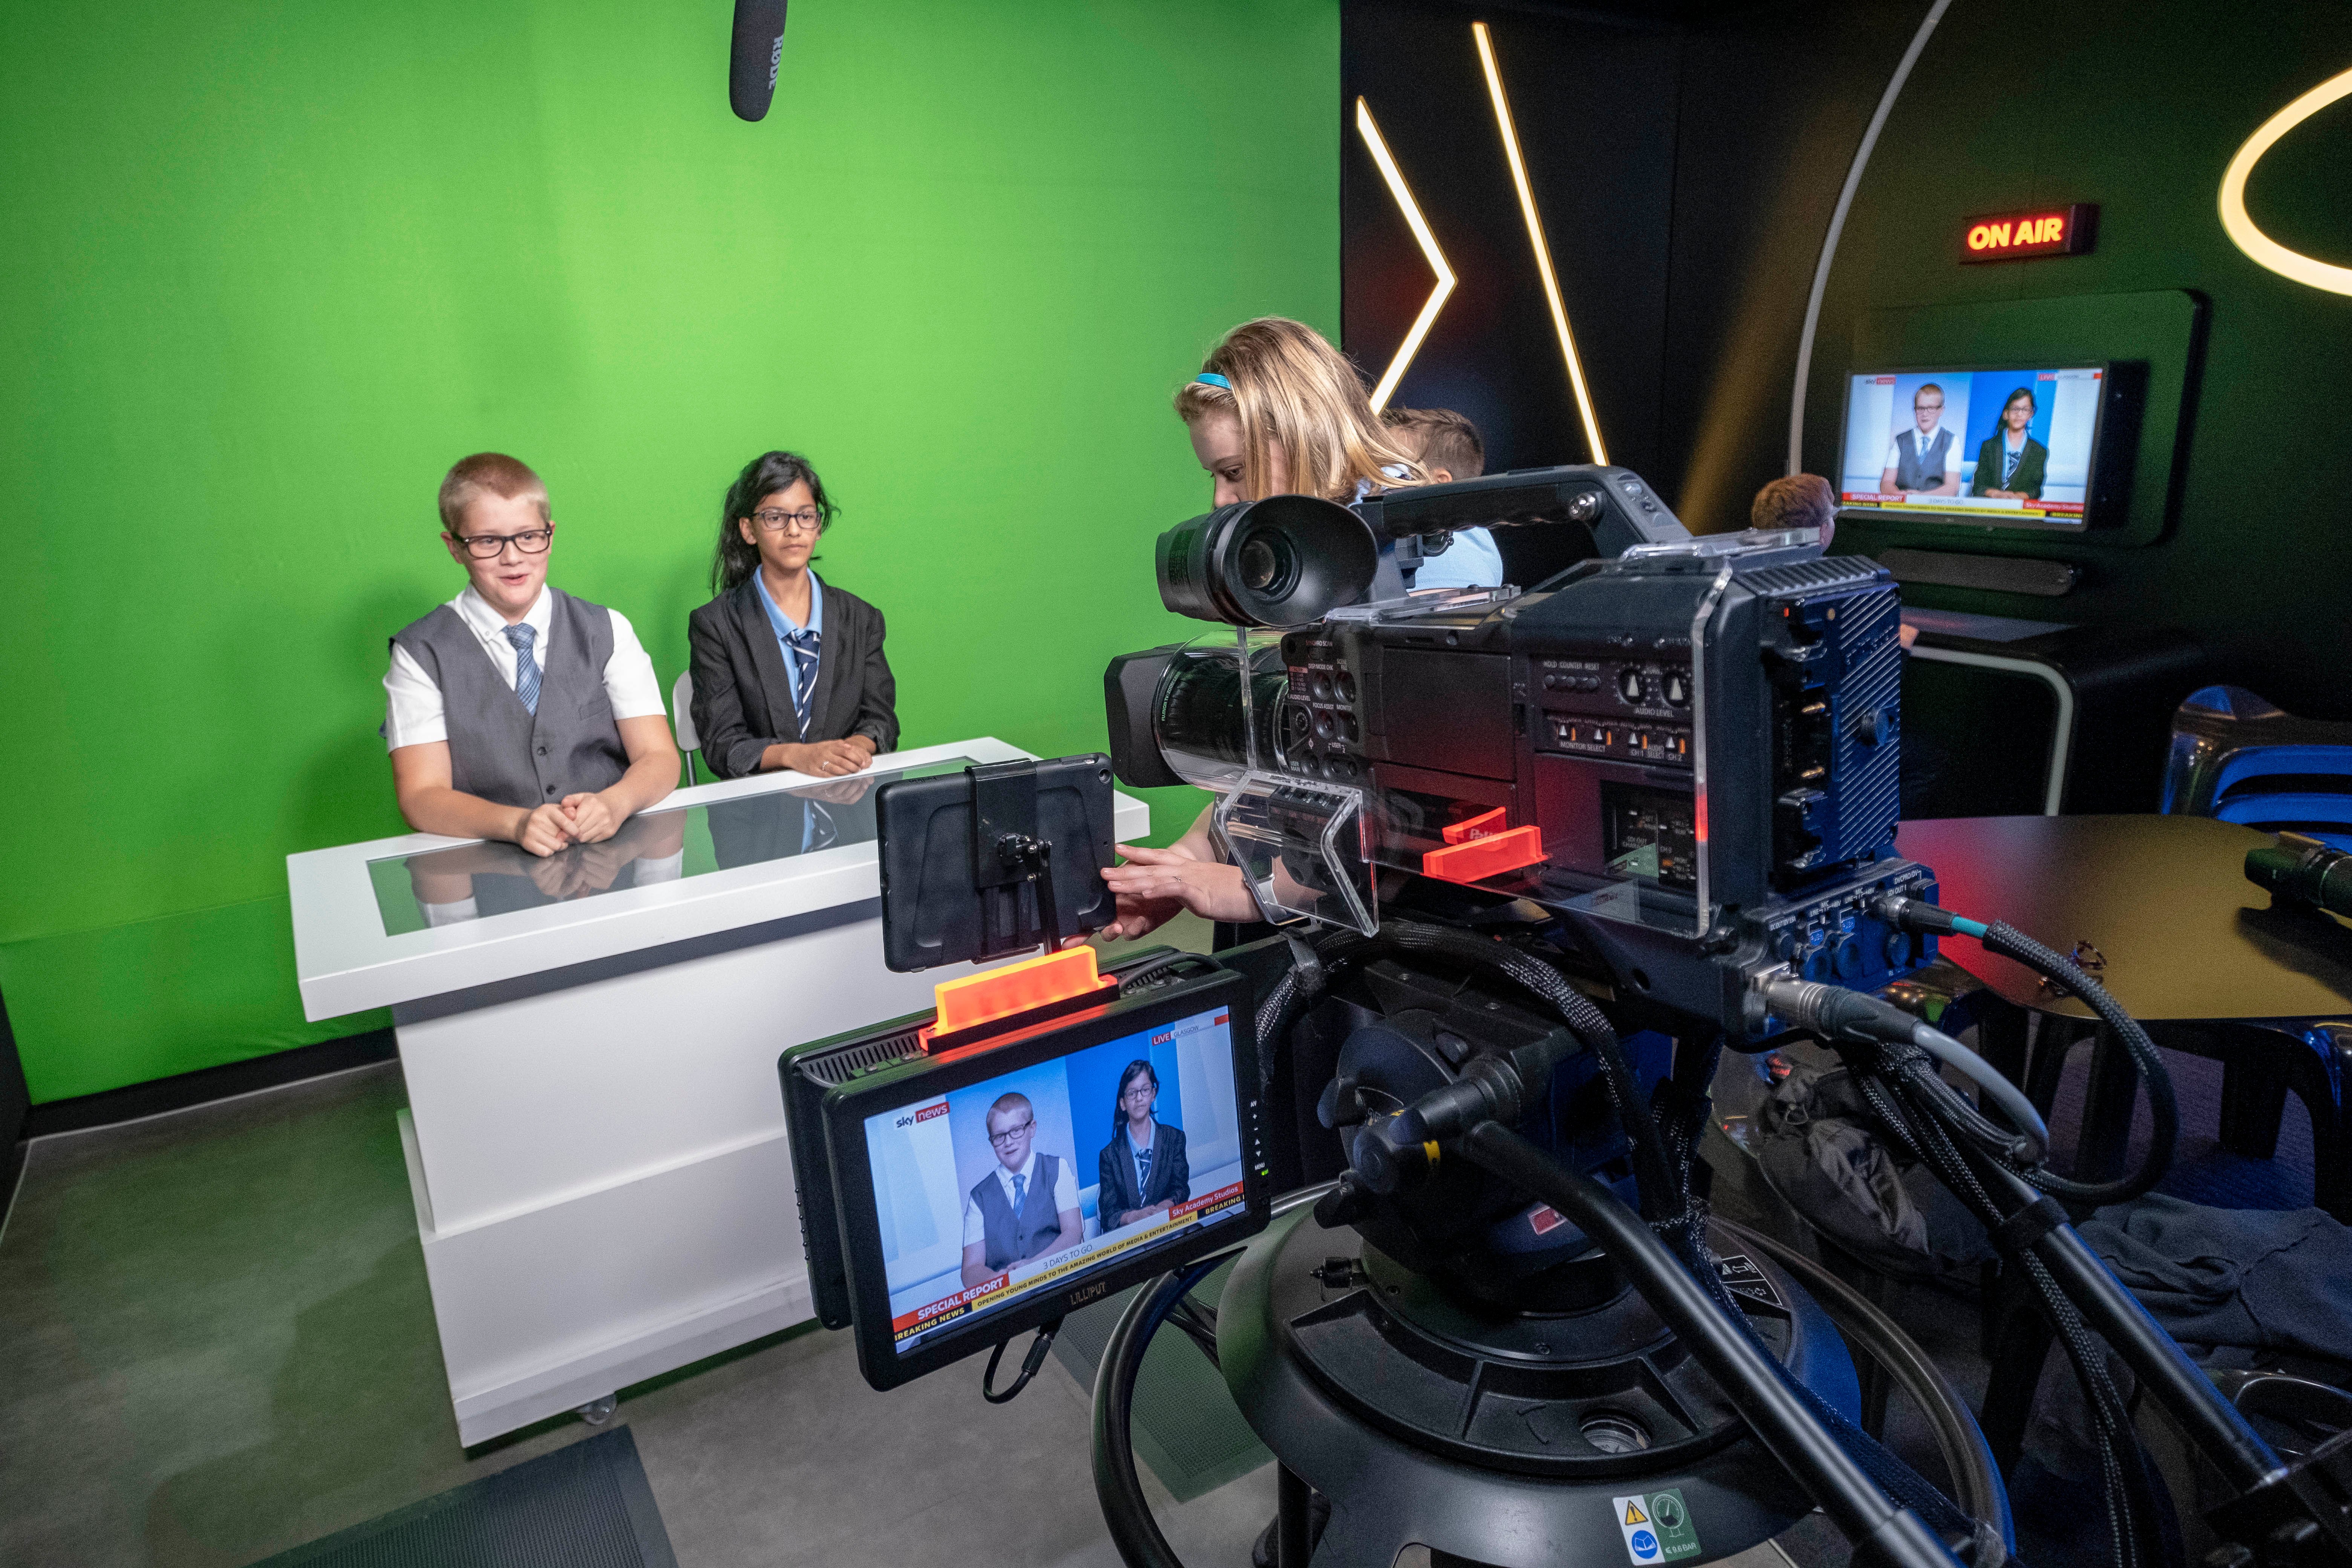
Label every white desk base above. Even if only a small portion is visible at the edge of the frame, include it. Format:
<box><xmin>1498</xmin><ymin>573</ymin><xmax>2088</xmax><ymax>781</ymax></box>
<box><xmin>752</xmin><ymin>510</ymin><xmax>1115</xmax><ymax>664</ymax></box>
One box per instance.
<box><xmin>391</xmin><ymin>903</ymin><xmax>941</xmax><ymax>1446</ymax></box>
<box><xmin>286</xmin><ymin>739</ymin><xmax>1145</xmax><ymax>1446</ymax></box>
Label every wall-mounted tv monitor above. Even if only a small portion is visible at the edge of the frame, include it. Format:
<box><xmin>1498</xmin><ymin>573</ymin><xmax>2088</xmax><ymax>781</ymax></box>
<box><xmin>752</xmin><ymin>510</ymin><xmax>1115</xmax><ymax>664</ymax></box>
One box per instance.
<box><xmin>1835</xmin><ymin>363</ymin><xmax>2141</xmax><ymax>531</ymax></box>
<box><xmin>781</xmin><ymin>960</ymin><xmax>1268</xmax><ymax>1390</ymax></box>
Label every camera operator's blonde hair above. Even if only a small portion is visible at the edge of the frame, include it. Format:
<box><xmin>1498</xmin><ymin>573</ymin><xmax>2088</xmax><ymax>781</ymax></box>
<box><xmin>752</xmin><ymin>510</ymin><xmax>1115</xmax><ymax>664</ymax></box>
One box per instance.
<box><xmin>1174</xmin><ymin>318</ymin><xmax>1426</xmax><ymax>502</ymax></box>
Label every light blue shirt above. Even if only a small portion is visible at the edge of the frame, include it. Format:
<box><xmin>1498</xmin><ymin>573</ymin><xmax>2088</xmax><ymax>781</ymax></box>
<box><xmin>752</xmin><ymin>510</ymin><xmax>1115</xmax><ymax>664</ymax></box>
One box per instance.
<box><xmin>1357</xmin><ymin>468</ymin><xmax>1506</xmax><ymax>591</ymax></box>
<box><xmin>753</xmin><ymin>570</ymin><xmax>824</xmax><ymax>712</ymax></box>
<box><xmin>1398</xmin><ymin>525</ymin><xmax>1506</xmax><ymax>591</ymax></box>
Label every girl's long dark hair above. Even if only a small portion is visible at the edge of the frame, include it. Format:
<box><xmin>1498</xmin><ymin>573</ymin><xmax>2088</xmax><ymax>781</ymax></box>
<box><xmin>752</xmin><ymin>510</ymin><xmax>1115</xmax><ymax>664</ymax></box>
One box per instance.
<box><xmin>710</xmin><ymin>450</ymin><xmax>837</xmax><ymax>594</ymax></box>
<box><xmin>1112</xmin><ymin>1060</ymin><xmax>1158</xmax><ymax>1139</ymax></box>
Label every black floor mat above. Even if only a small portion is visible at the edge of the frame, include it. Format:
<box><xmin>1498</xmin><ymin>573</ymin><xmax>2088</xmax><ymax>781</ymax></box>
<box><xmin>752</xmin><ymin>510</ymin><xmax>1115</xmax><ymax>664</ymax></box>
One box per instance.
<box><xmin>248</xmin><ymin>1426</ymin><xmax>676</xmax><ymax>1568</ymax></box>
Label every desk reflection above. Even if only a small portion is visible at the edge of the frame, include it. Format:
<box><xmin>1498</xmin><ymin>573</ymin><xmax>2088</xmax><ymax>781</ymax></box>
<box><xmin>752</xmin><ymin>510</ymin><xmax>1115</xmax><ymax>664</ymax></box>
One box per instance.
<box><xmin>706</xmin><ymin>777</ymin><xmax>876</xmax><ymax>870</ymax></box>
<box><xmin>405</xmin><ymin>812</ymin><xmax>689</xmax><ymax>926</ymax></box>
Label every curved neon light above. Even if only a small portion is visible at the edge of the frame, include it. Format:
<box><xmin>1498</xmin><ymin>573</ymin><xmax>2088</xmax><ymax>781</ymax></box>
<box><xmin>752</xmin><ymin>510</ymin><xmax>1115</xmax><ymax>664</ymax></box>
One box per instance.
<box><xmin>1473</xmin><ymin>21</ymin><xmax>1608</xmax><ymax>466</ymax></box>
<box><xmin>1355</xmin><ymin>97</ymin><xmax>1456</xmax><ymax>410</ymax></box>
<box><xmin>2219</xmin><ymin>64</ymin><xmax>2352</xmax><ymax>297</ymax></box>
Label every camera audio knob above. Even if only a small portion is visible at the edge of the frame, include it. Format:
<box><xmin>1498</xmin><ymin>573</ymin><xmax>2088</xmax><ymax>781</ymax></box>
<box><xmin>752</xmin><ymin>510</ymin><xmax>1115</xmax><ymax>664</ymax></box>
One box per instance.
<box><xmin>1663</xmin><ymin>671</ymin><xmax>1689</xmax><ymax>707</ymax></box>
<box><xmin>1618</xmin><ymin>669</ymin><xmax>1646</xmax><ymax>704</ymax></box>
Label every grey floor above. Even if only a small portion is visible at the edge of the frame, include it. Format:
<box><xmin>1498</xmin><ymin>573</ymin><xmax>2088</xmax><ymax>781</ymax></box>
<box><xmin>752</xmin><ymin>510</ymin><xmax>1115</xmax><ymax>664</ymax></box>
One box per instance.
<box><xmin>0</xmin><ymin>914</ymin><xmax>1291</xmax><ymax>1568</ymax></box>
<box><xmin>1</xmin><ymin>908</ymin><xmax>2091</xmax><ymax>1568</ymax></box>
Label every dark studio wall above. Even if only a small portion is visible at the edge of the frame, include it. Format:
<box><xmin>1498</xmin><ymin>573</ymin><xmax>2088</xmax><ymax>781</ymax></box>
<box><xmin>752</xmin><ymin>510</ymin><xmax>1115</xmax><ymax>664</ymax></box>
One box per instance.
<box><xmin>1344</xmin><ymin>0</ymin><xmax>2352</xmax><ymax>721</ymax></box>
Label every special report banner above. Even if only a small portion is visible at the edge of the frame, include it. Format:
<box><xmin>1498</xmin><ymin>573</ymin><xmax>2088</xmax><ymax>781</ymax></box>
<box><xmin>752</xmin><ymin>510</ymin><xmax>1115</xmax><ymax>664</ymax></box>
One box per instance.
<box><xmin>890</xmin><ymin>1180</ymin><xmax>1248</xmax><ymax>1345</ymax></box>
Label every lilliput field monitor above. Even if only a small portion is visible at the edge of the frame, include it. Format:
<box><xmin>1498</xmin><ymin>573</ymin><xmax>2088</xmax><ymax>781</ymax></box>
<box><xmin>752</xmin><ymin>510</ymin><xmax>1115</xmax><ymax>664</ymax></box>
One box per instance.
<box><xmin>780</xmin><ymin>960</ymin><xmax>1269</xmax><ymax>1391</ymax></box>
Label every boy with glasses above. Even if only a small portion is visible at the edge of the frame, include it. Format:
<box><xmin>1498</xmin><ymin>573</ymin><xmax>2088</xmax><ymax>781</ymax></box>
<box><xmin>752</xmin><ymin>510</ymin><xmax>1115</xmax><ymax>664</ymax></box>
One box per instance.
<box><xmin>384</xmin><ymin>452</ymin><xmax>678</xmax><ymax>858</ymax></box>
<box><xmin>960</xmin><ymin>1093</ymin><xmax>1083</xmax><ymax>1288</ymax></box>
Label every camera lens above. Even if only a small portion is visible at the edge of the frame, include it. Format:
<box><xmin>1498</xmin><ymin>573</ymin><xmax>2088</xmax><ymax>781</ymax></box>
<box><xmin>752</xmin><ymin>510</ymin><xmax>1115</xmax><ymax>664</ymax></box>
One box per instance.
<box><xmin>1237</xmin><ymin>530</ymin><xmax>1294</xmax><ymax>595</ymax></box>
<box><xmin>1154</xmin><ymin>495</ymin><xmax>1378</xmax><ymax>627</ymax></box>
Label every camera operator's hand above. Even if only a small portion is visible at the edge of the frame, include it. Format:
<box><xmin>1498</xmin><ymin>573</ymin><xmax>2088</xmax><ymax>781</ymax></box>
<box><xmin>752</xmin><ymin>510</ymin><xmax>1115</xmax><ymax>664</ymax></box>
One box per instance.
<box><xmin>1099</xmin><ymin>844</ymin><xmax>1259</xmax><ymax>939</ymax></box>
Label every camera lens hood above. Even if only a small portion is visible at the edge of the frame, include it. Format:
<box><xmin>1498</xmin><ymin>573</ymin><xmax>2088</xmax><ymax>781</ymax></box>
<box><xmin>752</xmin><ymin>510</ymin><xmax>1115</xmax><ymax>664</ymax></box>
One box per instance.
<box><xmin>1155</xmin><ymin>495</ymin><xmax>1379</xmax><ymax>627</ymax></box>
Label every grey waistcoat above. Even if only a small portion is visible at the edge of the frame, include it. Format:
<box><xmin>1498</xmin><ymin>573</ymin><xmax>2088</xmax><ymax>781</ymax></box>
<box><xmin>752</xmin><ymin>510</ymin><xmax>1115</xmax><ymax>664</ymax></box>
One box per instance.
<box><xmin>972</xmin><ymin>1153</ymin><xmax>1065</xmax><ymax>1272</ymax></box>
<box><xmin>389</xmin><ymin>588</ymin><xmax>628</xmax><ymax>810</ymax></box>
<box><xmin>1895</xmin><ymin>427</ymin><xmax>1954</xmax><ymax>491</ymax></box>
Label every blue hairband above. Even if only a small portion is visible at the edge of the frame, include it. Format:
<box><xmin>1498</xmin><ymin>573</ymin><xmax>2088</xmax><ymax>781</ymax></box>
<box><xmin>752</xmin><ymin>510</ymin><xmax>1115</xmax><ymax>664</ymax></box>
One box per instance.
<box><xmin>1193</xmin><ymin>372</ymin><xmax>1231</xmax><ymax>389</ymax></box>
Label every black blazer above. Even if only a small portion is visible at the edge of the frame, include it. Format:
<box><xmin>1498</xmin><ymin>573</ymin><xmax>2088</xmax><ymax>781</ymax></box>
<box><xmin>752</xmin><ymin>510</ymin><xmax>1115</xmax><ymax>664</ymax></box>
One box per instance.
<box><xmin>1970</xmin><ymin>434</ymin><xmax>2049</xmax><ymax>499</ymax></box>
<box><xmin>688</xmin><ymin>574</ymin><xmax>899</xmax><ymax>780</ymax></box>
<box><xmin>1097</xmin><ymin>1122</ymin><xmax>1189</xmax><ymax>1220</ymax></box>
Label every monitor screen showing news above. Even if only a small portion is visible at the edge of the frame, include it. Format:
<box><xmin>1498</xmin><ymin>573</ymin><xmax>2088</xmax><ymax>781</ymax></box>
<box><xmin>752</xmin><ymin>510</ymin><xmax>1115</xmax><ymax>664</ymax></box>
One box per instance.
<box><xmin>1837</xmin><ymin>366</ymin><xmax>2108</xmax><ymax>527</ymax></box>
<box><xmin>860</xmin><ymin>1002</ymin><xmax>1250</xmax><ymax>1357</ymax></box>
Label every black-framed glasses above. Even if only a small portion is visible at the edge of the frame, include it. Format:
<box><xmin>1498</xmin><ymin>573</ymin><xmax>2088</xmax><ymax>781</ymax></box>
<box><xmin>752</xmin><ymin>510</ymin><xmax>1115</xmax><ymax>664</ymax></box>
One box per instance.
<box><xmin>751</xmin><ymin>508</ymin><xmax>823</xmax><ymax>535</ymax></box>
<box><xmin>451</xmin><ymin>526</ymin><xmax>554</xmax><ymax>559</ymax></box>
<box><xmin>989</xmin><ymin>1118</ymin><xmax>1035</xmax><ymax>1147</ymax></box>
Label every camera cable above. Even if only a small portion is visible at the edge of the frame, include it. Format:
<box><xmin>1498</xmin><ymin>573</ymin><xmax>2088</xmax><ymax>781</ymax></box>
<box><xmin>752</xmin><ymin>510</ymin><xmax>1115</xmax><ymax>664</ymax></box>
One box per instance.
<box><xmin>1876</xmin><ymin>899</ymin><xmax>2177</xmax><ymax>1205</ymax></box>
<box><xmin>1763</xmin><ymin>965</ymin><xmax>2179</xmax><ymax>1568</ymax></box>
<box><xmin>981</xmin><ymin>1316</ymin><xmax>1064</xmax><ymax>1404</ymax></box>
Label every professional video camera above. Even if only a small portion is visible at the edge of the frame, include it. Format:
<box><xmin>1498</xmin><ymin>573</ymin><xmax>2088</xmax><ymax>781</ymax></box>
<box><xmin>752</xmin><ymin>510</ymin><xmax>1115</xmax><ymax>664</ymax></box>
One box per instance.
<box><xmin>1105</xmin><ymin>465</ymin><xmax>1932</xmax><ymax>1042</ymax></box>
<box><xmin>782</xmin><ymin>467</ymin><xmax>2352</xmax><ymax>1568</ymax></box>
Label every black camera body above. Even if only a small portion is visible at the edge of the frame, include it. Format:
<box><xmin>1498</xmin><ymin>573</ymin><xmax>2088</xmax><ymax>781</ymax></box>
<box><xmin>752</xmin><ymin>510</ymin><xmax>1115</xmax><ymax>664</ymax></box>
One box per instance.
<box><xmin>1107</xmin><ymin>470</ymin><xmax>1938</xmax><ymax>1039</ymax></box>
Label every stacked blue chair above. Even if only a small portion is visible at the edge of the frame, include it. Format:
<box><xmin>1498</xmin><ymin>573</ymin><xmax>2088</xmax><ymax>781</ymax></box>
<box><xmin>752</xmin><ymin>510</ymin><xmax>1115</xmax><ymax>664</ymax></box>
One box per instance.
<box><xmin>2162</xmin><ymin>685</ymin><xmax>2352</xmax><ymax>1216</ymax></box>
<box><xmin>2164</xmin><ymin>685</ymin><xmax>2352</xmax><ymax>849</ymax></box>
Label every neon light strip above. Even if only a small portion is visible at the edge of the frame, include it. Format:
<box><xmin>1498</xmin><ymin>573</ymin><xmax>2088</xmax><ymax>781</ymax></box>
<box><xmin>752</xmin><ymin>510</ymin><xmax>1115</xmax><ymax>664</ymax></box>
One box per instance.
<box><xmin>2219</xmin><ymin>64</ymin><xmax>2352</xmax><ymax>297</ymax></box>
<box><xmin>1474</xmin><ymin>21</ymin><xmax>1607</xmax><ymax>466</ymax></box>
<box><xmin>1355</xmin><ymin>97</ymin><xmax>1456</xmax><ymax>411</ymax></box>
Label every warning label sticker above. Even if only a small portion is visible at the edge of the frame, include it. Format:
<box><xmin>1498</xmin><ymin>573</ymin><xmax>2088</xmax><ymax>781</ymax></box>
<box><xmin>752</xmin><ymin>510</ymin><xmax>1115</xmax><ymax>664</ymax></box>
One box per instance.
<box><xmin>1613</xmin><ymin>1489</ymin><xmax>1701</xmax><ymax>1564</ymax></box>
<box><xmin>1713</xmin><ymin>1254</ymin><xmax>1784</xmax><ymax>1311</ymax></box>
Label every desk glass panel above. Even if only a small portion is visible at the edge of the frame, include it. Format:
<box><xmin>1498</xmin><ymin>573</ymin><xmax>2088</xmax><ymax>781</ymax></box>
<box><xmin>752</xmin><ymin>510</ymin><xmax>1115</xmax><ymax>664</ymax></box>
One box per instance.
<box><xmin>366</xmin><ymin>757</ymin><xmax>980</xmax><ymax>936</ymax></box>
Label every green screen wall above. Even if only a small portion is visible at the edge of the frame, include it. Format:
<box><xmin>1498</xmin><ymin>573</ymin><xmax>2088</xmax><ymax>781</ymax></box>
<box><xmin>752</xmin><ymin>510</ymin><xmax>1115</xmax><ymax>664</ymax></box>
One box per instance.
<box><xmin>0</xmin><ymin>0</ymin><xmax>1338</xmax><ymax>1102</ymax></box>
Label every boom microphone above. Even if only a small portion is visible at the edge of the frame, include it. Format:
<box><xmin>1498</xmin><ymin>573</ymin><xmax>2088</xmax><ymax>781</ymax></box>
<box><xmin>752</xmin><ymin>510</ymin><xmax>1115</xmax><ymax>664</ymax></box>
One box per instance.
<box><xmin>728</xmin><ymin>0</ymin><xmax>789</xmax><ymax>122</ymax></box>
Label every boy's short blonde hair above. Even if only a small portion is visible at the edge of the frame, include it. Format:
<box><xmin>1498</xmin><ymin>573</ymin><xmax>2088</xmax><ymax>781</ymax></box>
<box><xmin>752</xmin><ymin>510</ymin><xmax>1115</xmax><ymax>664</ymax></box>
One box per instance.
<box><xmin>1381</xmin><ymin>407</ymin><xmax>1485</xmax><ymax>480</ymax></box>
<box><xmin>438</xmin><ymin>452</ymin><xmax>549</xmax><ymax>532</ymax></box>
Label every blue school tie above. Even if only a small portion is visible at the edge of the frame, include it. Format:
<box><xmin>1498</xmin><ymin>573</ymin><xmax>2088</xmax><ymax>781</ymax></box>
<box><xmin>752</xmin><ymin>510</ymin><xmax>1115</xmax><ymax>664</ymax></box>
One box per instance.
<box><xmin>504</xmin><ymin>624</ymin><xmax>541</xmax><ymax>715</ymax></box>
<box><xmin>1010</xmin><ymin>1173</ymin><xmax>1027</xmax><ymax>1219</ymax></box>
<box><xmin>784</xmin><ymin>626</ymin><xmax>820</xmax><ymax>734</ymax></box>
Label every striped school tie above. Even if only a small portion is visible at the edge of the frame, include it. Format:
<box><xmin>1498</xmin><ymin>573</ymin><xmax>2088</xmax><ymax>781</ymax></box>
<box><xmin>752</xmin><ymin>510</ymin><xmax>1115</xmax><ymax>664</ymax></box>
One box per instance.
<box><xmin>503</xmin><ymin>624</ymin><xmax>541</xmax><ymax>715</ymax></box>
<box><xmin>784</xmin><ymin>626</ymin><xmax>820</xmax><ymax>733</ymax></box>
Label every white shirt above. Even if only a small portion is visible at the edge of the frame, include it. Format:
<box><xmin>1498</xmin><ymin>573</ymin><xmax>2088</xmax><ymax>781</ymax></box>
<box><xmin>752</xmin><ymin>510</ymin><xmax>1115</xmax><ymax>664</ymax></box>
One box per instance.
<box><xmin>960</xmin><ymin>1147</ymin><xmax>1079</xmax><ymax>1247</ymax></box>
<box><xmin>382</xmin><ymin>585</ymin><xmax>668</xmax><ymax>752</ymax></box>
<box><xmin>1884</xmin><ymin>423</ymin><xmax>1957</xmax><ymax>479</ymax></box>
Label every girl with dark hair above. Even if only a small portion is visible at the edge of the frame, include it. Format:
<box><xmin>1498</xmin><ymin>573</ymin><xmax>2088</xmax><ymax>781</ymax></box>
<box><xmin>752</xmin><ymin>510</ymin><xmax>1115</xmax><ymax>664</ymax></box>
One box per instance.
<box><xmin>1970</xmin><ymin>387</ymin><xmax>2049</xmax><ymax>501</ymax></box>
<box><xmin>686</xmin><ymin>450</ymin><xmax>898</xmax><ymax>781</ymax></box>
<box><xmin>1097</xmin><ymin>1058</ymin><xmax>1188</xmax><ymax>1229</ymax></box>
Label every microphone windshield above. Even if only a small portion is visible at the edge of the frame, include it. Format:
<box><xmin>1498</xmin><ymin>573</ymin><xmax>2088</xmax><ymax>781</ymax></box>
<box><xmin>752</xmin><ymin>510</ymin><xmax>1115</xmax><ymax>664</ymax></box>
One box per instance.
<box><xmin>729</xmin><ymin>0</ymin><xmax>789</xmax><ymax>122</ymax></box>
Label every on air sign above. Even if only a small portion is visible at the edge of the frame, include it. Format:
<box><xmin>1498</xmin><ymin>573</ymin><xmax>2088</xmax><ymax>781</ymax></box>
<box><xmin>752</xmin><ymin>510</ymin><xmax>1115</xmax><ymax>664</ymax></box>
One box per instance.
<box><xmin>1960</xmin><ymin>202</ymin><xmax>2098</xmax><ymax>262</ymax></box>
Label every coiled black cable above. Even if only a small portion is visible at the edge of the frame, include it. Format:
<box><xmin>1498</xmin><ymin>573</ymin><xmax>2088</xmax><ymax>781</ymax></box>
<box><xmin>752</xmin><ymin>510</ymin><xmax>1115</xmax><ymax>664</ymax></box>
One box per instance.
<box><xmin>1974</xmin><ymin>921</ymin><xmax>2177</xmax><ymax>1206</ymax></box>
<box><xmin>1876</xmin><ymin>901</ymin><xmax>2179</xmax><ymax>1204</ymax></box>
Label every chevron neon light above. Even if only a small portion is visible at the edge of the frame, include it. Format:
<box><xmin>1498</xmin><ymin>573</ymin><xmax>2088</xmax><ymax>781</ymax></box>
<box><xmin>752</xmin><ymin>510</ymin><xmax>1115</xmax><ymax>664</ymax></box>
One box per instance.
<box><xmin>1355</xmin><ymin>97</ymin><xmax>1457</xmax><ymax>411</ymax></box>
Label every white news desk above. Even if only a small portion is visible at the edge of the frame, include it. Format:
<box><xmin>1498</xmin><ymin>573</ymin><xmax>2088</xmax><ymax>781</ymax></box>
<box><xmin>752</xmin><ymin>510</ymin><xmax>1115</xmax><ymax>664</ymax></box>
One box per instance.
<box><xmin>288</xmin><ymin>738</ymin><xmax>1148</xmax><ymax>1444</ymax></box>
